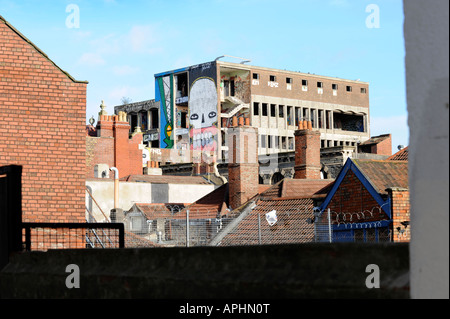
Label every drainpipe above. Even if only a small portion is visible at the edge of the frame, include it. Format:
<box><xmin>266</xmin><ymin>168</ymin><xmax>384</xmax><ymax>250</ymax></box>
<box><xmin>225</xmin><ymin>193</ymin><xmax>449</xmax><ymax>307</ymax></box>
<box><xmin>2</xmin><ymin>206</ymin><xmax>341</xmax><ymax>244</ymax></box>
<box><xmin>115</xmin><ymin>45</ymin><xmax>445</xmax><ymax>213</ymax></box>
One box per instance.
<box><xmin>110</xmin><ymin>167</ymin><xmax>119</xmax><ymax>209</ymax></box>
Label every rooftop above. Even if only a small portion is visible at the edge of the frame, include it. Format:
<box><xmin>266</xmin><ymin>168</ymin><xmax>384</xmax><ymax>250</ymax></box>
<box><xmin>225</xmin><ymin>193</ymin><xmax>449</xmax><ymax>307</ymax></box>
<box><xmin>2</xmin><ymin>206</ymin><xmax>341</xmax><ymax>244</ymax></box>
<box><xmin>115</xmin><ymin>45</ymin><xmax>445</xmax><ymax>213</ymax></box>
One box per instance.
<box><xmin>353</xmin><ymin>159</ymin><xmax>409</xmax><ymax>194</ymax></box>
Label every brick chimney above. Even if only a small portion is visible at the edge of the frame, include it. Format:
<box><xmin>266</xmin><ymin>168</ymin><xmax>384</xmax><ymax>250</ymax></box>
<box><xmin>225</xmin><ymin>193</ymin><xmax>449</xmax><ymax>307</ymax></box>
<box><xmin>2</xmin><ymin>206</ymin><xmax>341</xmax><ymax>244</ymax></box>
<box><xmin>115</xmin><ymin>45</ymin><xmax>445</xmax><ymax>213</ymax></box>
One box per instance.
<box><xmin>113</xmin><ymin>112</ymin><xmax>132</xmax><ymax>179</ymax></box>
<box><xmin>227</xmin><ymin>117</ymin><xmax>259</xmax><ymax>210</ymax></box>
<box><xmin>294</xmin><ymin>120</ymin><xmax>321</xmax><ymax>179</ymax></box>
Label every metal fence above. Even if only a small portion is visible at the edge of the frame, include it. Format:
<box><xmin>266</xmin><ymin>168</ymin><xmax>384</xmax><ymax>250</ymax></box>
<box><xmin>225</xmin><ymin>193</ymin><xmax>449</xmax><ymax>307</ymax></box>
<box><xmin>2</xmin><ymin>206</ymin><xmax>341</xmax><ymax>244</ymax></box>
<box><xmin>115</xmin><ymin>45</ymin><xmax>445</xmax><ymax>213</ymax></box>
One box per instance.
<box><xmin>121</xmin><ymin>205</ymin><xmax>393</xmax><ymax>248</ymax></box>
<box><xmin>22</xmin><ymin>223</ymin><xmax>125</xmax><ymax>251</ymax></box>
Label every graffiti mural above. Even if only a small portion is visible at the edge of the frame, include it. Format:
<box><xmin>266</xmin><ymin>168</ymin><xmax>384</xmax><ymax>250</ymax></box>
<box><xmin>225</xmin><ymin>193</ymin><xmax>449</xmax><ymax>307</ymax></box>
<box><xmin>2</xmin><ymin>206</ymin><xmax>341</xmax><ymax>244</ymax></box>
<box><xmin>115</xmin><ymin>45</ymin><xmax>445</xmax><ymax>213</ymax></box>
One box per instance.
<box><xmin>188</xmin><ymin>62</ymin><xmax>218</xmax><ymax>152</ymax></box>
<box><xmin>156</xmin><ymin>74</ymin><xmax>174</xmax><ymax>149</ymax></box>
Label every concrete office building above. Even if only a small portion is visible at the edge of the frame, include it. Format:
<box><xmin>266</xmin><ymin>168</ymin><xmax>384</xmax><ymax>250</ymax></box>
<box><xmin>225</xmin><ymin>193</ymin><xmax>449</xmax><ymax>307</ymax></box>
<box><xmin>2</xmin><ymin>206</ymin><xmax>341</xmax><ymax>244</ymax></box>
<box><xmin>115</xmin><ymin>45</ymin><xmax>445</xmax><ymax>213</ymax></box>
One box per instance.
<box><xmin>152</xmin><ymin>58</ymin><xmax>371</xmax><ymax>161</ymax></box>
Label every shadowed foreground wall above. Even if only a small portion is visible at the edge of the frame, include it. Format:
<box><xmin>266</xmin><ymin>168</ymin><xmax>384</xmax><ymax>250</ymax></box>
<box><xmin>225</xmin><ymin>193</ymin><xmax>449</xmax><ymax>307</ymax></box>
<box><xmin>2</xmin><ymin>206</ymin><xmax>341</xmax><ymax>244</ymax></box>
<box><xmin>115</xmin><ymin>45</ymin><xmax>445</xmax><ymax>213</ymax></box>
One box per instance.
<box><xmin>0</xmin><ymin>243</ymin><xmax>409</xmax><ymax>299</ymax></box>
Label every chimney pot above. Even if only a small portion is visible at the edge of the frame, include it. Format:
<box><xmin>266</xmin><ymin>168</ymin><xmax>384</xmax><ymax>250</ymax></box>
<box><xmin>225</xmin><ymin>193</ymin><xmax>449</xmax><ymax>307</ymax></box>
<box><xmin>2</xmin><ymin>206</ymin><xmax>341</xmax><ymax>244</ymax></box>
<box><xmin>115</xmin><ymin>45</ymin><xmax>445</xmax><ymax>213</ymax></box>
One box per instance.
<box><xmin>232</xmin><ymin>116</ymin><xmax>238</xmax><ymax>127</ymax></box>
<box><xmin>238</xmin><ymin>117</ymin><xmax>244</xmax><ymax>126</ymax></box>
<box><xmin>307</xmin><ymin>121</ymin><xmax>312</xmax><ymax>130</ymax></box>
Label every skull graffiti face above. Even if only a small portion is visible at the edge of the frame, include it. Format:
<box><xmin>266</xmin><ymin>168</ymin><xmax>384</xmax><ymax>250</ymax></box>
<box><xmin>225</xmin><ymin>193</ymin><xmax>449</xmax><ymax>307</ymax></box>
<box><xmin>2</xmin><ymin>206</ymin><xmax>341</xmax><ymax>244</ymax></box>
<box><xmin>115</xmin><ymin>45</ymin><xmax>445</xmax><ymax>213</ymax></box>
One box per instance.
<box><xmin>189</xmin><ymin>78</ymin><xmax>218</xmax><ymax>150</ymax></box>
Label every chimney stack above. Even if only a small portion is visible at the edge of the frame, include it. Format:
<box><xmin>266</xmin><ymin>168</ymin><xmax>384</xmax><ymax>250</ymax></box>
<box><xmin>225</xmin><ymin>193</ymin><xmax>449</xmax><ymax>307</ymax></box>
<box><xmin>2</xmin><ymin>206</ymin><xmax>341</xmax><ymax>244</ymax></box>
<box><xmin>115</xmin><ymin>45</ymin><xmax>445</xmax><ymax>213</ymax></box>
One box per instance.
<box><xmin>294</xmin><ymin>121</ymin><xmax>321</xmax><ymax>179</ymax></box>
<box><xmin>227</xmin><ymin>120</ymin><xmax>259</xmax><ymax>210</ymax></box>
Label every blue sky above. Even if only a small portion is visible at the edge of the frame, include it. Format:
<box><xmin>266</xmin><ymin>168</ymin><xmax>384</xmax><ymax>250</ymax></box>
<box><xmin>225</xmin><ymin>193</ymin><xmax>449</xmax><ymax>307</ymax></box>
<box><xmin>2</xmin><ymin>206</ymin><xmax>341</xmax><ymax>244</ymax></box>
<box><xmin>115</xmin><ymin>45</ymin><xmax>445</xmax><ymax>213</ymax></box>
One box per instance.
<box><xmin>0</xmin><ymin>0</ymin><xmax>408</xmax><ymax>151</ymax></box>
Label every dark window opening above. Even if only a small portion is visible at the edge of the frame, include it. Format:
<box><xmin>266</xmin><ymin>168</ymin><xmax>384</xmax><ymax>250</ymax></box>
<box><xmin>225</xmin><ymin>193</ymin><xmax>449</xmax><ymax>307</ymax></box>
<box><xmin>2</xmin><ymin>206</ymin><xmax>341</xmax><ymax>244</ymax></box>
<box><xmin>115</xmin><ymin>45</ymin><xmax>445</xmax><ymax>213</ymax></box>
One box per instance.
<box><xmin>286</xmin><ymin>77</ymin><xmax>292</xmax><ymax>84</ymax></box>
<box><xmin>150</xmin><ymin>109</ymin><xmax>159</xmax><ymax>129</ymax></box>
<box><xmin>317</xmin><ymin>82</ymin><xmax>323</xmax><ymax>88</ymax></box>
<box><xmin>253</xmin><ymin>73</ymin><xmax>259</xmax><ymax>80</ymax></box>
<box><xmin>253</xmin><ymin>102</ymin><xmax>259</xmax><ymax>116</ymax></box>
<box><xmin>270</xmin><ymin>75</ymin><xmax>276</xmax><ymax>82</ymax></box>
<box><xmin>361</xmin><ymin>87</ymin><xmax>367</xmax><ymax>94</ymax></box>
<box><xmin>332</xmin><ymin>84</ymin><xmax>338</xmax><ymax>90</ymax></box>
<box><xmin>346</xmin><ymin>86</ymin><xmax>352</xmax><ymax>92</ymax></box>
<box><xmin>333</xmin><ymin>112</ymin><xmax>365</xmax><ymax>132</ymax></box>
<box><xmin>278</xmin><ymin>105</ymin><xmax>284</xmax><ymax>117</ymax></box>
<box><xmin>302</xmin><ymin>79</ymin><xmax>308</xmax><ymax>86</ymax></box>
<box><xmin>270</xmin><ymin>104</ymin><xmax>276</xmax><ymax>117</ymax></box>
<box><xmin>262</xmin><ymin>103</ymin><xmax>268</xmax><ymax>116</ymax></box>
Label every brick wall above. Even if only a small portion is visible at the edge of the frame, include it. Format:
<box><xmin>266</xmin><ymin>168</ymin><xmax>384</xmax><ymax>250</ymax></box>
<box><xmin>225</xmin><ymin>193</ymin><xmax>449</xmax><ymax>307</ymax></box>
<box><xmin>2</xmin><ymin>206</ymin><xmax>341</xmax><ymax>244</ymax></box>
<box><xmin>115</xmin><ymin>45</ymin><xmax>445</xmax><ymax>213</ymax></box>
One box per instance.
<box><xmin>373</xmin><ymin>135</ymin><xmax>392</xmax><ymax>156</ymax></box>
<box><xmin>389</xmin><ymin>188</ymin><xmax>410</xmax><ymax>242</ymax></box>
<box><xmin>86</xmin><ymin>114</ymin><xmax>143</xmax><ymax>179</ymax></box>
<box><xmin>294</xmin><ymin>121</ymin><xmax>321</xmax><ymax>179</ymax></box>
<box><xmin>227</xmin><ymin>125</ymin><xmax>259</xmax><ymax>210</ymax></box>
<box><xmin>324</xmin><ymin>170</ymin><xmax>389</xmax><ymax>223</ymax></box>
<box><xmin>0</xmin><ymin>17</ymin><xmax>87</xmax><ymax>223</ymax></box>
<box><xmin>247</xmin><ymin>67</ymin><xmax>370</xmax><ymax>109</ymax></box>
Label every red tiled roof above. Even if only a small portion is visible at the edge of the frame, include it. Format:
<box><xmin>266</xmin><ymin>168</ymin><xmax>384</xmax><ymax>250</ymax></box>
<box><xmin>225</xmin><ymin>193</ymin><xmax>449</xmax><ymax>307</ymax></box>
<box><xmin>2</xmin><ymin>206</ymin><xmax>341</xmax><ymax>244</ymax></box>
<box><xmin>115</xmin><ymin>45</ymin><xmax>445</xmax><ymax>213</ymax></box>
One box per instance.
<box><xmin>120</xmin><ymin>174</ymin><xmax>211</xmax><ymax>185</ymax></box>
<box><xmin>259</xmin><ymin>178</ymin><xmax>334</xmax><ymax>200</ymax></box>
<box><xmin>134</xmin><ymin>203</ymin><xmax>186</xmax><ymax>219</ymax></box>
<box><xmin>124</xmin><ymin>231</ymin><xmax>161</xmax><ymax>248</ymax></box>
<box><xmin>180</xmin><ymin>183</ymin><xmax>229</xmax><ymax>219</ymax></box>
<box><xmin>219</xmin><ymin>197</ymin><xmax>316</xmax><ymax>246</ymax></box>
<box><xmin>360</xmin><ymin>134</ymin><xmax>391</xmax><ymax>146</ymax></box>
<box><xmin>353</xmin><ymin>159</ymin><xmax>409</xmax><ymax>194</ymax></box>
<box><xmin>388</xmin><ymin>146</ymin><xmax>409</xmax><ymax>161</ymax></box>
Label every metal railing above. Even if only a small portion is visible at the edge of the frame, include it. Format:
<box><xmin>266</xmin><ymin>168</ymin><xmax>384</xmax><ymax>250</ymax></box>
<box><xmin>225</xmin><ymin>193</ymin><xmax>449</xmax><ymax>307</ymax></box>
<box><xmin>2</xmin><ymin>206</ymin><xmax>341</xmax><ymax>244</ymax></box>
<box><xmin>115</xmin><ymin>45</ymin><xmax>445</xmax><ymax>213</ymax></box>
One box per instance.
<box><xmin>22</xmin><ymin>222</ymin><xmax>125</xmax><ymax>251</ymax></box>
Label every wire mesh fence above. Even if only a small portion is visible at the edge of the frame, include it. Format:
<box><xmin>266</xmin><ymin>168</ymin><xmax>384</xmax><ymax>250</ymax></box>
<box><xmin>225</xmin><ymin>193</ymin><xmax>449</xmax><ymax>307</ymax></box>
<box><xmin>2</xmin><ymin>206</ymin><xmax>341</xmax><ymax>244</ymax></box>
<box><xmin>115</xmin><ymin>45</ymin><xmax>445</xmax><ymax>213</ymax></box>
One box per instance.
<box><xmin>121</xmin><ymin>204</ymin><xmax>394</xmax><ymax>248</ymax></box>
<box><xmin>22</xmin><ymin>223</ymin><xmax>124</xmax><ymax>251</ymax></box>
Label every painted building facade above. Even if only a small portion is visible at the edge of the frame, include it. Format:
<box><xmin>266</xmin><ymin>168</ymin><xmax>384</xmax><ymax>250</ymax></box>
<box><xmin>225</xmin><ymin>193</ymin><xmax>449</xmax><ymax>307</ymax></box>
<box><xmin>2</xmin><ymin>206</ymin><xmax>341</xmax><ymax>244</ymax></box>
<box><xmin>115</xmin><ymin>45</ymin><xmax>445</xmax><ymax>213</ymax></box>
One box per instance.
<box><xmin>153</xmin><ymin>59</ymin><xmax>371</xmax><ymax>163</ymax></box>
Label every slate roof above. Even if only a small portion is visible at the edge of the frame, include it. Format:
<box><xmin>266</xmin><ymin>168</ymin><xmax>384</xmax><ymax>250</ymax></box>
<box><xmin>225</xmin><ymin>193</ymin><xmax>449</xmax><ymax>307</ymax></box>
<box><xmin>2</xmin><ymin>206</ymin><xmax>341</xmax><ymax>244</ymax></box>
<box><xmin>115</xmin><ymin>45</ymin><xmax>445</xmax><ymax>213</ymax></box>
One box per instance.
<box><xmin>353</xmin><ymin>159</ymin><xmax>409</xmax><ymax>194</ymax></box>
<box><xmin>388</xmin><ymin>146</ymin><xmax>409</xmax><ymax>161</ymax></box>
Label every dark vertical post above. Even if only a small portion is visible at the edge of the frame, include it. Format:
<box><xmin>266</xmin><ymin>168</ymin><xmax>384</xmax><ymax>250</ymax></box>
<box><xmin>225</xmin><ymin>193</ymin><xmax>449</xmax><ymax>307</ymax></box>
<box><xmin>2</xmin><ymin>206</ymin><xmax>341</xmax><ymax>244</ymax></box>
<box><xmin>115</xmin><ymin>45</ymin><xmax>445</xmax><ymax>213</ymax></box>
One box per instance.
<box><xmin>0</xmin><ymin>165</ymin><xmax>23</xmax><ymax>270</ymax></box>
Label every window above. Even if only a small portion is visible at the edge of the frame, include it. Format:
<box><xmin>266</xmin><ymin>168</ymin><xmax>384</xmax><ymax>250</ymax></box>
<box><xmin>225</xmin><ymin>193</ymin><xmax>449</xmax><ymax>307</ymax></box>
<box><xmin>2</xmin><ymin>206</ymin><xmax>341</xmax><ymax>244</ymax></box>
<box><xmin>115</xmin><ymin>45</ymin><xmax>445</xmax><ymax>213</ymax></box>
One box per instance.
<box><xmin>253</xmin><ymin>102</ymin><xmax>259</xmax><ymax>116</ymax></box>
<box><xmin>268</xmin><ymin>135</ymin><xmax>272</xmax><ymax>148</ymax></box>
<box><xmin>302</xmin><ymin>79</ymin><xmax>308</xmax><ymax>91</ymax></box>
<box><xmin>286</xmin><ymin>77</ymin><xmax>292</xmax><ymax>90</ymax></box>
<box><xmin>281</xmin><ymin>136</ymin><xmax>287</xmax><ymax>149</ymax></box>
<box><xmin>346</xmin><ymin>85</ymin><xmax>352</xmax><ymax>92</ymax></box>
<box><xmin>332</xmin><ymin>84</ymin><xmax>338</xmax><ymax>96</ymax></box>
<box><xmin>261</xmin><ymin>135</ymin><xmax>266</xmax><ymax>148</ymax></box>
<box><xmin>288</xmin><ymin>137</ymin><xmax>294</xmax><ymax>150</ymax></box>
<box><xmin>252</xmin><ymin>73</ymin><xmax>260</xmax><ymax>85</ymax></box>
<box><xmin>269</xmin><ymin>75</ymin><xmax>277</xmax><ymax>82</ymax></box>
<box><xmin>317</xmin><ymin>81</ymin><xmax>323</xmax><ymax>94</ymax></box>
<box><xmin>270</xmin><ymin>104</ymin><xmax>276</xmax><ymax>117</ymax></box>
<box><xmin>278</xmin><ymin>105</ymin><xmax>284</xmax><ymax>117</ymax></box>
<box><xmin>287</xmin><ymin>106</ymin><xmax>293</xmax><ymax>125</ymax></box>
<box><xmin>262</xmin><ymin>103</ymin><xmax>268</xmax><ymax>116</ymax></box>
<box><xmin>361</xmin><ymin>87</ymin><xmax>367</xmax><ymax>94</ymax></box>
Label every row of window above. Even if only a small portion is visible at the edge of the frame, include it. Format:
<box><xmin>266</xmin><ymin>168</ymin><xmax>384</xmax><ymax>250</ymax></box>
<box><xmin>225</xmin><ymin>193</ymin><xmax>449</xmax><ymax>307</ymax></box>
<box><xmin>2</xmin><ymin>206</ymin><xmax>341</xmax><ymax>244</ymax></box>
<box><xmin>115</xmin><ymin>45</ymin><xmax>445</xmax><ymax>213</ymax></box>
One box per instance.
<box><xmin>260</xmin><ymin>135</ymin><xmax>294</xmax><ymax>150</ymax></box>
<box><xmin>253</xmin><ymin>72</ymin><xmax>367</xmax><ymax>94</ymax></box>
<box><xmin>253</xmin><ymin>102</ymin><xmax>334</xmax><ymax>130</ymax></box>
<box><xmin>258</xmin><ymin>135</ymin><xmax>358</xmax><ymax>151</ymax></box>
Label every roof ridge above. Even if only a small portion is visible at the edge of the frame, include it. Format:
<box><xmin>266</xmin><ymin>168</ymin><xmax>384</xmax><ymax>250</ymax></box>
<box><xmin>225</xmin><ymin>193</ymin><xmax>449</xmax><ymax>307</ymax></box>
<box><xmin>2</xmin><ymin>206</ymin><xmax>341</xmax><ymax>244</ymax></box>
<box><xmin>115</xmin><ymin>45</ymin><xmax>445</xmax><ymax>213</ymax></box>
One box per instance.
<box><xmin>1</xmin><ymin>15</ymin><xmax>88</xmax><ymax>84</ymax></box>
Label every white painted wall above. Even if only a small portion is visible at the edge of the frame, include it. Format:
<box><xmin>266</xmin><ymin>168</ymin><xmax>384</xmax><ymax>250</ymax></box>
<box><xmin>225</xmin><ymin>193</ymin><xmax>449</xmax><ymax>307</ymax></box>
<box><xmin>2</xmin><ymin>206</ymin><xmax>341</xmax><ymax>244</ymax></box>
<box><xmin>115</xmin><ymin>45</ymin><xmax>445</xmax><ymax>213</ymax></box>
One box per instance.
<box><xmin>404</xmin><ymin>0</ymin><xmax>449</xmax><ymax>299</ymax></box>
<box><xmin>86</xmin><ymin>179</ymin><xmax>215</xmax><ymax>222</ymax></box>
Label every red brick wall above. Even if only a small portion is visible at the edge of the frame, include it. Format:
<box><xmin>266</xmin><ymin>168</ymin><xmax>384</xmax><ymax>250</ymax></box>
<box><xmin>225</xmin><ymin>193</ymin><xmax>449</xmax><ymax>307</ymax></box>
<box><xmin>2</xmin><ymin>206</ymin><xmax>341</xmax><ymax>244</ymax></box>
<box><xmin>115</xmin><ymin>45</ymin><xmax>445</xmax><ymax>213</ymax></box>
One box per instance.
<box><xmin>389</xmin><ymin>188</ymin><xmax>410</xmax><ymax>242</ymax></box>
<box><xmin>0</xmin><ymin>18</ymin><xmax>87</xmax><ymax>223</ymax></box>
<box><xmin>86</xmin><ymin>115</ymin><xmax>143</xmax><ymax>179</ymax></box>
<box><xmin>373</xmin><ymin>135</ymin><xmax>392</xmax><ymax>156</ymax></box>
<box><xmin>294</xmin><ymin>123</ymin><xmax>321</xmax><ymax>179</ymax></box>
<box><xmin>227</xmin><ymin>126</ymin><xmax>259</xmax><ymax>210</ymax></box>
<box><xmin>324</xmin><ymin>170</ymin><xmax>389</xmax><ymax>224</ymax></box>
